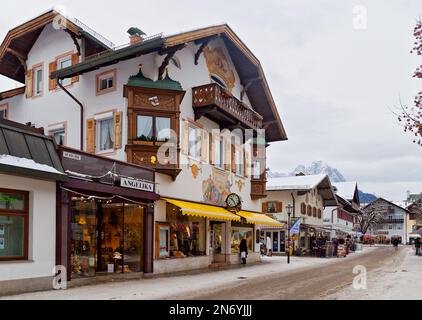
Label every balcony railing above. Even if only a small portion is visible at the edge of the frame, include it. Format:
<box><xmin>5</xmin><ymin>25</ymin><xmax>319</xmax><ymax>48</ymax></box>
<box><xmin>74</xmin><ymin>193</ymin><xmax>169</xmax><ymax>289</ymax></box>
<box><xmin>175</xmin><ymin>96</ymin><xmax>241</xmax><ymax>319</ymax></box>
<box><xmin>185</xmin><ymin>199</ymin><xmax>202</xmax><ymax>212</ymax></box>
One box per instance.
<box><xmin>192</xmin><ymin>83</ymin><xmax>263</xmax><ymax>131</ymax></box>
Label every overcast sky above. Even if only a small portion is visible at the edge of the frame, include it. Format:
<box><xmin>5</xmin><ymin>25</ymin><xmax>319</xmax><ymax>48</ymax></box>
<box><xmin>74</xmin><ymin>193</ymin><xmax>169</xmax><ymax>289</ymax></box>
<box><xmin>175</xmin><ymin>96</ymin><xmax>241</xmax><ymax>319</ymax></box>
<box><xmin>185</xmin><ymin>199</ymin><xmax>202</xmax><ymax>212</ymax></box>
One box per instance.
<box><xmin>1</xmin><ymin>0</ymin><xmax>422</xmax><ymax>201</ymax></box>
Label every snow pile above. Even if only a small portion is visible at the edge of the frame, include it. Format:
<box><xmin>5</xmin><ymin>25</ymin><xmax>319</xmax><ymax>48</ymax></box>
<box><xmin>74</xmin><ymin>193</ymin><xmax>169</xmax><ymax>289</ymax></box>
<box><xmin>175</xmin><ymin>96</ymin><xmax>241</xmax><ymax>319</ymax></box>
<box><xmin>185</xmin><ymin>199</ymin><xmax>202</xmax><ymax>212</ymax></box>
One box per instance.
<box><xmin>0</xmin><ymin>155</ymin><xmax>64</xmax><ymax>175</ymax></box>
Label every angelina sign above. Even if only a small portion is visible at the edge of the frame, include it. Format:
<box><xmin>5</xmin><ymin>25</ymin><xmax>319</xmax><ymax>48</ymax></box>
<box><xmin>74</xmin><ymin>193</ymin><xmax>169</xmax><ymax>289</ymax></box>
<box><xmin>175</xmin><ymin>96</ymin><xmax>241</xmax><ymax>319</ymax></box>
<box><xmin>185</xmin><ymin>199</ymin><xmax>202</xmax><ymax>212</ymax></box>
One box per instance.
<box><xmin>120</xmin><ymin>177</ymin><xmax>154</xmax><ymax>193</ymax></box>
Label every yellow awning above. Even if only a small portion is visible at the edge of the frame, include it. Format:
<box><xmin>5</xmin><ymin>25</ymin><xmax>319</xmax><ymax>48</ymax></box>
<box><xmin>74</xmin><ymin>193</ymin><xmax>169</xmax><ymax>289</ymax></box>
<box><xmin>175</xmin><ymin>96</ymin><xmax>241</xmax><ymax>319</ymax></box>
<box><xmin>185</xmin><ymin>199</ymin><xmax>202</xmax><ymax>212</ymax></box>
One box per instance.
<box><xmin>236</xmin><ymin>211</ymin><xmax>284</xmax><ymax>227</ymax></box>
<box><xmin>162</xmin><ymin>198</ymin><xmax>241</xmax><ymax>222</ymax></box>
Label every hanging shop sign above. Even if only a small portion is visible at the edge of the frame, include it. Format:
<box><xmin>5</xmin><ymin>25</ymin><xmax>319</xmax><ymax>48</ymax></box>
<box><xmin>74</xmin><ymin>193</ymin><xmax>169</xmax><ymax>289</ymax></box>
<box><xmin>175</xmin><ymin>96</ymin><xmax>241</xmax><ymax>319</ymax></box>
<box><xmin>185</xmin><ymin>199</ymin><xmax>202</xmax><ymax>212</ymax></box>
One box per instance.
<box><xmin>290</xmin><ymin>218</ymin><xmax>302</xmax><ymax>235</ymax></box>
<box><xmin>120</xmin><ymin>177</ymin><xmax>154</xmax><ymax>192</ymax></box>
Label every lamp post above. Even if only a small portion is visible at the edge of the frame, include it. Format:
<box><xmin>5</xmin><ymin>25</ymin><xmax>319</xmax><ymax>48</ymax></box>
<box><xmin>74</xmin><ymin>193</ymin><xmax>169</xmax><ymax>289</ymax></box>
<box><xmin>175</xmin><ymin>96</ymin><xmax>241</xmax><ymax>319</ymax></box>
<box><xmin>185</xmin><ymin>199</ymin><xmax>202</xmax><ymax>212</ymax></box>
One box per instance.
<box><xmin>286</xmin><ymin>204</ymin><xmax>293</xmax><ymax>264</ymax></box>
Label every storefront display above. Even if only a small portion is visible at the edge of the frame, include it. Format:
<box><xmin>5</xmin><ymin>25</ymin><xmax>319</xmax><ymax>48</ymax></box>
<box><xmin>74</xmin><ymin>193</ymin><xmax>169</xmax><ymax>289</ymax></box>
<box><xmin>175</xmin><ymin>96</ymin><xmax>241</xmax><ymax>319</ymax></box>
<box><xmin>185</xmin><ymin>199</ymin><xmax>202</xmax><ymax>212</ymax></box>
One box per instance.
<box><xmin>231</xmin><ymin>227</ymin><xmax>253</xmax><ymax>254</ymax></box>
<box><xmin>165</xmin><ymin>203</ymin><xmax>206</xmax><ymax>258</ymax></box>
<box><xmin>57</xmin><ymin>146</ymin><xmax>159</xmax><ymax>279</ymax></box>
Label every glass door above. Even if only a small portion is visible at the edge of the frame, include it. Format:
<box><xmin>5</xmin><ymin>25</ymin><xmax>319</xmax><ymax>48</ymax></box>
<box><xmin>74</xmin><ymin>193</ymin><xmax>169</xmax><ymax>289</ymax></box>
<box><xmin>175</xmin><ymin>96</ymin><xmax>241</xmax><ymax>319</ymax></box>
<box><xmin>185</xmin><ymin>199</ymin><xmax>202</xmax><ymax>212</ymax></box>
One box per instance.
<box><xmin>211</xmin><ymin>222</ymin><xmax>226</xmax><ymax>263</ymax></box>
<box><xmin>272</xmin><ymin>232</ymin><xmax>279</xmax><ymax>253</ymax></box>
<box><xmin>122</xmin><ymin>204</ymin><xmax>144</xmax><ymax>273</ymax></box>
<box><xmin>71</xmin><ymin>200</ymin><xmax>97</xmax><ymax>277</ymax></box>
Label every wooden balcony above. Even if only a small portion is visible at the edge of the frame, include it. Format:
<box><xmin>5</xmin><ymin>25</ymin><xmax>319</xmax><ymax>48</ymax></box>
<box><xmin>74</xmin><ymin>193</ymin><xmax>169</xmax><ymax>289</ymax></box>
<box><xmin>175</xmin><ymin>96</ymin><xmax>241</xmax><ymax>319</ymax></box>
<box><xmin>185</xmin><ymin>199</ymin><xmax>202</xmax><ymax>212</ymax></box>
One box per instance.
<box><xmin>192</xmin><ymin>83</ymin><xmax>263</xmax><ymax>131</ymax></box>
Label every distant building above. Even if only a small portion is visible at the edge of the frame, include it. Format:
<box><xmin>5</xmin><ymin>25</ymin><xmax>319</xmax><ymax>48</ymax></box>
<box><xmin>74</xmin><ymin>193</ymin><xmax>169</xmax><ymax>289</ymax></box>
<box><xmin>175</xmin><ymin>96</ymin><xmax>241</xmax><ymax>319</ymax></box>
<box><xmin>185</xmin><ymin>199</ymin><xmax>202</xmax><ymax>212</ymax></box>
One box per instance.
<box><xmin>404</xmin><ymin>191</ymin><xmax>422</xmax><ymax>207</ymax></box>
<box><xmin>364</xmin><ymin>198</ymin><xmax>408</xmax><ymax>244</ymax></box>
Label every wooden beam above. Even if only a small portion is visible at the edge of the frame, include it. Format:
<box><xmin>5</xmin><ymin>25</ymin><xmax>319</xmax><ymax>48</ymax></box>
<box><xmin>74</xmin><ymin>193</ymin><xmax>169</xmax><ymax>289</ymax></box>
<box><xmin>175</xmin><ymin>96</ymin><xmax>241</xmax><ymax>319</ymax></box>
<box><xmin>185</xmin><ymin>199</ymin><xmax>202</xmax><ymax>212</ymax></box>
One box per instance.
<box><xmin>240</xmin><ymin>77</ymin><xmax>261</xmax><ymax>101</ymax></box>
<box><xmin>157</xmin><ymin>45</ymin><xmax>185</xmax><ymax>80</ymax></box>
<box><xmin>64</xmin><ymin>29</ymin><xmax>81</xmax><ymax>56</ymax></box>
<box><xmin>5</xmin><ymin>48</ymin><xmax>27</xmax><ymax>73</ymax></box>
<box><xmin>194</xmin><ymin>39</ymin><xmax>211</xmax><ymax>65</ymax></box>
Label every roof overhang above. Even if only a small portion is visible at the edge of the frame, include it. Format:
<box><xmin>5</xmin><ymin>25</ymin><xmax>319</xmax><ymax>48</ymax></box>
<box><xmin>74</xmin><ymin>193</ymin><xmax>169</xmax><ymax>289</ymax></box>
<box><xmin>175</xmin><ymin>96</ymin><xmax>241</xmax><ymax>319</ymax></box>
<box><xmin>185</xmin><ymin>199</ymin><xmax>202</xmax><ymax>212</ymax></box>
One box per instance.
<box><xmin>51</xmin><ymin>24</ymin><xmax>287</xmax><ymax>143</ymax></box>
<box><xmin>0</xmin><ymin>10</ymin><xmax>111</xmax><ymax>83</ymax></box>
<box><xmin>0</xmin><ymin>86</ymin><xmax>25</xmax><ymax>101</ymax></box>
<box><xmin>0</xmin><ymin>163</ymin><xmax>67</xmax><ymax>182</ymax></box>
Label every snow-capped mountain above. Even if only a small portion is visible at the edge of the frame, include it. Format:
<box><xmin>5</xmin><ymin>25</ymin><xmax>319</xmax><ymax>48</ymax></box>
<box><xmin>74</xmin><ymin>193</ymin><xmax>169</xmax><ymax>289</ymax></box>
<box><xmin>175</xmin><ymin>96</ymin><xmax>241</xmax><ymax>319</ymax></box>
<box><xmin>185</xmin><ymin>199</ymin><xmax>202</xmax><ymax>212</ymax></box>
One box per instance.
<box><xmin>268</xmin><ymin>161</ymin><xmax>346</xmax><ymax>183</ymax></box>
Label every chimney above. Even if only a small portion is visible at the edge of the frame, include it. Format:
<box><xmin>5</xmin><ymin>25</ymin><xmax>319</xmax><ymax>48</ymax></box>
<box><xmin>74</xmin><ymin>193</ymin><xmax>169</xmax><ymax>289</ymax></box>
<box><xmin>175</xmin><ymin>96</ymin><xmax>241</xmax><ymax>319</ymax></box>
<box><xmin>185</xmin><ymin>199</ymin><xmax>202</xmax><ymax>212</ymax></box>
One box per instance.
<box><xmin>127</xmin><ymin>27</ymin><xmax>146</xmax><ymax>45</ymax></box>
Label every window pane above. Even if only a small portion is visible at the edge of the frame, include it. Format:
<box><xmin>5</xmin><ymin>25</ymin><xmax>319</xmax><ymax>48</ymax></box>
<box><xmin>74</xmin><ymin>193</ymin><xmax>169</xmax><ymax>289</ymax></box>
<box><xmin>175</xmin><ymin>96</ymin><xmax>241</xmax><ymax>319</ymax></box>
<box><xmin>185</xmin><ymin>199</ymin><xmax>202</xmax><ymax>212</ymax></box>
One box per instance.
<box><xmin>137</xmin><ymin>116</ymin><xmax>153</xmax><ymax>140</ymax></box>
<box><xmin>253</xmin><ymin>160</ymin><xmax>261</xmax><ymax>179</ymax></box>
<box><xmin>0</xmin><ymin>192</ymin><xmax>25</xmax><ymax>211</ymax></box>
<box><xmin>189</xmin><ymin>127</ymin><xmax>201</xmax><ymax>158</ymax></box>
<box><xmin>98</xmin><ymin>118</ymin><xmax>115</xmax><ymax>151</ymax></box>
<box><xmin>159</xmin><ymin>227</ymin><xmax>169</xmax><ymax>257</ymax></box>
<box><xmin>0</xmin><ymin>109</ymin><xmax>6</xmax><ymax>119</ymax></box>
<box><xmin>53</xmin><ymin>130</ymin><xmax>65</xmax><ymax>146</ymax></box>
<box><xmin>156</xmin><ymin>117</ymin><xmax>171</xmax><ymax>141</ymax></box>
<box><xmin>58</xmin><ymin>58</ymin><xmax>72</xmax><ymax>86</ymax></box>
<box><xmin>36</xmin><ymin>69</ymin><xmax>42</xmax><ymax>94</ymax></box>
<box><xmin>214</xmin><ymin>140</ymin><xmax>221</xmax><ymax>167</ymax></box>
<box><xmin>0</xmin><ymin>215</ymin><xmax>25</xmax><ymax>258</ymax></box>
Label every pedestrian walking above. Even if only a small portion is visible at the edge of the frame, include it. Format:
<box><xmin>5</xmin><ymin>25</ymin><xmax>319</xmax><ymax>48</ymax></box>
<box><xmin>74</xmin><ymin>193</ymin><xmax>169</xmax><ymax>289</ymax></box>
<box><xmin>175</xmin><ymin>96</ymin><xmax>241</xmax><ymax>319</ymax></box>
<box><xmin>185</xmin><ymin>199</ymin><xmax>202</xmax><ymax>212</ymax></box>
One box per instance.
<box><xmin>392</xmin><ymin>238</ymin><xmax>399</xmax><ymax>251</ymax></box>
<box><xmin>415</xmin><ymin>238</ymin><xmax>421</xmax><ymax>256</ymax></box>
<box><xmin>240</xmin><ymin>238</ymin><xmax>248</xmax><ymax>265</ymax></box>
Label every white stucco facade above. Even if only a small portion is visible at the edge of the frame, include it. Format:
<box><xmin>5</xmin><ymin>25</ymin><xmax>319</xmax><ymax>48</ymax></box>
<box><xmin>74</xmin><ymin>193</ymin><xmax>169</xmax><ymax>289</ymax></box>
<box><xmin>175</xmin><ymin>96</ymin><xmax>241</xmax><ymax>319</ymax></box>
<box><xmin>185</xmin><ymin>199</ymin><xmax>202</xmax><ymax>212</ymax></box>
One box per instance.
<box><xmin>0</xmin><ymin>174</ymin><xmax>56</xmax><ymax>282</ymax></box>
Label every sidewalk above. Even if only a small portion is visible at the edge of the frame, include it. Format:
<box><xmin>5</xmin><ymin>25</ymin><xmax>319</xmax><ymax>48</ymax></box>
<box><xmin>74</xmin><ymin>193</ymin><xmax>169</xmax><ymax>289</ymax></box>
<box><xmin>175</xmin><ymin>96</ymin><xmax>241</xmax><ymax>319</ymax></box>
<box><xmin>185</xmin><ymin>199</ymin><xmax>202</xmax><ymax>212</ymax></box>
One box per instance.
<box><xmin>1</xmin><ymin>246</ymin><xmax>377</xmax><ymax>300</ymax></box>
<box><xmin>325</xmin><ymin>246</ymin><xmax>422</xmax><ymax>300</ymax></box>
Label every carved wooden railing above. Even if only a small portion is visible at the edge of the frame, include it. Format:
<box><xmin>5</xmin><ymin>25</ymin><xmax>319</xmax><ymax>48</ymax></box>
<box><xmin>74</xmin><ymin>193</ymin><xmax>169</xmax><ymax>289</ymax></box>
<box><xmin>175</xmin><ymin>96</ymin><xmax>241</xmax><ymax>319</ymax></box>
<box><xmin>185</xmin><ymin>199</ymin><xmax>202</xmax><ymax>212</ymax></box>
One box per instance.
<box><xmin>192</xmin><ymin>83</ymin><xmax>263</xmax><ymax>130</ymax></box>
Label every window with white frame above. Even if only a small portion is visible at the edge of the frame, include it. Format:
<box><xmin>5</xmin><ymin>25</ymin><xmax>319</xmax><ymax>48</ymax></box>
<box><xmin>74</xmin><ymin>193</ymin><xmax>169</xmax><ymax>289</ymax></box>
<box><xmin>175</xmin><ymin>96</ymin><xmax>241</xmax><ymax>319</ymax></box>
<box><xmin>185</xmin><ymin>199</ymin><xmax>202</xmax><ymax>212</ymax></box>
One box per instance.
<box><xmin>33</xmin><ymin>65</ymin><xmax>43</xmax><ymax>96</ymax></box>
<box><xmin>0</xmin><ymin>105</ymin><xmax>7</xmax><ymax>119</ymax></box>
<box><xmin>96</xmin><ymin>70</ymin><xmax>116</xmax><ymax>95</ymax></box>
<box><xmin>96</xmin><ymin>115</ymin><xmax>115</xmax><ymax>152</ymax></box>
<box><xmin>188</xmin><ymin>125</ymin><xmax>201</xmax><ymax>160</ymax></box>
<box><xmin>48</xmin><ymin>123</ymin><xmax>66</xmax><ymax>146</ymax></box>
<box><xmin>253</xmin><ymin>160</ymin><xmax>261</xmax><ymax>179</ymax></box>
<box><xmin>214</xmin><ymin>137</ymin><xmax>224</xmax><ymax>169</ymax></box>
<box><xmin>57</xmin><ymin>55</ymin><xmax>72</xmax><ymax>86</ymax></box>
<box><xmin>235</xmin><ymin>146</ymin><xmax>244</xmax><ymax>176</ymax></box>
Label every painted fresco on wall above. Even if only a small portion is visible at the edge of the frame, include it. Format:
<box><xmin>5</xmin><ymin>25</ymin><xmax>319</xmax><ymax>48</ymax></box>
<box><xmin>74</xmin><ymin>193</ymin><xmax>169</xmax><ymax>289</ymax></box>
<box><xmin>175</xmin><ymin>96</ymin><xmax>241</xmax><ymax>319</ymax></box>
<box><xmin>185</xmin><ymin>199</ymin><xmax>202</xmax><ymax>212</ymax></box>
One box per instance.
<box><xmin>202</xmin><ymin>167</ymin><xmax>232</xmax><ymax>206</ymax></box>
<box><xmin>203</xmin><ymin>46</ymin><xmax>236</xmax><ymax>92</ymax></box>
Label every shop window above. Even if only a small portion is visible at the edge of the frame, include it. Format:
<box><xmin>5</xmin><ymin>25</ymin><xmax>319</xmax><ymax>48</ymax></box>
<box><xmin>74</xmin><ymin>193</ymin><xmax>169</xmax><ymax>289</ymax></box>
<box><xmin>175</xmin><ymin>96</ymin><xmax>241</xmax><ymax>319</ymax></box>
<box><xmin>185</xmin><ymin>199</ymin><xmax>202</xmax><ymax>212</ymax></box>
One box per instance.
<box><xmin>231</xmin><ymin>227</ymin><xmax>253</xmax><ymax>254</ymax></box>
<box><xmin>96</xmin><ymin>69</ymin><xmax>117</xmax><ymax>95</ymax></box>
<box><xmin>166</xmin><ymin>204</ymin><xmax>206</xmax><ymax>258</ymax></box>
<box><xmin>0</xmin><ymin>189</ymin><xmax>28</xmax><ymax>261</ymax></box>
<box><xmin>155</xmin><ymin>222</ymin><xmax>170</xmax><ymax>258</ymax></box>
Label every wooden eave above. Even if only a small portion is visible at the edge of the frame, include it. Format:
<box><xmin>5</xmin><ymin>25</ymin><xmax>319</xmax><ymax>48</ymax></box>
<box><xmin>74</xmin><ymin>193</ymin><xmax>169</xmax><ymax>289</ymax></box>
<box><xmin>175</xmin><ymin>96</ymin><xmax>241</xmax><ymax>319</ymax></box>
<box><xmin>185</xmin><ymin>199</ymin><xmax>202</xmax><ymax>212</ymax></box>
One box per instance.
<box><xmin>0</xmin><ymin>86</ymin><xmax>25</xmax><ymax>101</ymax></box>
<box><xmin>164</xmin><ymin>24</ymin><xmax>287</xmax><ymax>143</ymax></box>
<box><xmin>0</xmin><ymin>10</ymin><xmax>109</xmax><ymax>83</ymax></box>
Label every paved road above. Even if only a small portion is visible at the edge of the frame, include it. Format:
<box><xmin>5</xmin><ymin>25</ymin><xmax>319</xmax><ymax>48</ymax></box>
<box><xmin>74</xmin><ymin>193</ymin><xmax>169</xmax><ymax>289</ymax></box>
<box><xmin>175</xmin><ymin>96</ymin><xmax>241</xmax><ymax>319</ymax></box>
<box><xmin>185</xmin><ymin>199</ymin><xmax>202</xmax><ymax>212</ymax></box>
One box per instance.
<box><xmin>180</xmin><ymin>246</ymin><xmax>407</xmax><ymax>300</ymax></box>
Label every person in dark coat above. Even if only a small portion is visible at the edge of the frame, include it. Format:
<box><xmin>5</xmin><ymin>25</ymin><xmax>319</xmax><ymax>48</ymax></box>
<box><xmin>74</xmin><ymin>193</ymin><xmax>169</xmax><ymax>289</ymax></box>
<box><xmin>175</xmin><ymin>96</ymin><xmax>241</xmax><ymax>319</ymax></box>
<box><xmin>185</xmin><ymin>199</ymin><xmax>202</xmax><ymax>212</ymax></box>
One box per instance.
<box><xmin>392</xmin><ymin>238</ymin><xmax>399</xmax><ymax>251</ymax></box>
<box><xmin>415</xmin><ymin>238</ymin><xmax>421</xmax><ymax>256</ymax></box>
<box><xmin>239</xmin><ymin>238</ymin><xmax>248</xmax><ymax>265</ymax></box>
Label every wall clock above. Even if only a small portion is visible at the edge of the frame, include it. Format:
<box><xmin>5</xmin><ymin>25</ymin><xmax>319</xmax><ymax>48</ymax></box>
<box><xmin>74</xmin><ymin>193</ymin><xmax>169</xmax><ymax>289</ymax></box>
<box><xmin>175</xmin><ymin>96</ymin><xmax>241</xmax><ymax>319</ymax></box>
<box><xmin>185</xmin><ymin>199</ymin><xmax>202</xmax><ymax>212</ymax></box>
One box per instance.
<box><xmin>226</xmin><ymin>193</ymin><xmax>241</xmax><ymax>210</ymax></box>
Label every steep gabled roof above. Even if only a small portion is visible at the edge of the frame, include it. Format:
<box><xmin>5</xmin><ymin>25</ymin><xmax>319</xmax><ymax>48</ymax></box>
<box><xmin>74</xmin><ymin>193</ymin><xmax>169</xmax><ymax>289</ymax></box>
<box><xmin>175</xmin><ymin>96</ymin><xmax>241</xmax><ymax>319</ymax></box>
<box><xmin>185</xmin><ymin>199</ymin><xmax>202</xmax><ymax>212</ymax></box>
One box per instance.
<box><xmin>362</xmin><ymin>197</ymin><xmax>410</xmax><ymax>213</ymax></box>
<box><xmin>333</xmin><ymin>181</ymin><xmax>360</xmax><ymax>207</ymax></box>
<box><xmin>51</xmin><ymin>24</ymin><xmax>287</xmax><ymax>142</ymax></box>
<box><xmin>0</xmin><ymin>9</ymin><xmax>112</xmax><ymax>83</ymax></box>
<box><xmin>267</xmin><ymin>174</ymin><xmax>338</xmax><ymax>206</ymax></box>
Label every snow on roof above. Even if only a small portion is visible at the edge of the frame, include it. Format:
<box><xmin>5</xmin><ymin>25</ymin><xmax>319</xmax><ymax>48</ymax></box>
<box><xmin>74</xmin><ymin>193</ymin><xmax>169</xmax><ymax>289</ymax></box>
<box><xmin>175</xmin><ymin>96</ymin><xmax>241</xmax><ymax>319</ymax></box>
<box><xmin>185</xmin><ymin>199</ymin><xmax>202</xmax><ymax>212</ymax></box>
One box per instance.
<box><xmin>266</xmin><ymin>174</ymin><xmax>328</xmax><ymax>191</ymax></box>
<box><xmin>333</xmin><ymin>182</ymin><xmax>357</xmax><ymax>201</ymax></box>
<box><xmin>0</xmin><ymin>155</ymin><xmax>65</xmax><ymax>176</ymax></box>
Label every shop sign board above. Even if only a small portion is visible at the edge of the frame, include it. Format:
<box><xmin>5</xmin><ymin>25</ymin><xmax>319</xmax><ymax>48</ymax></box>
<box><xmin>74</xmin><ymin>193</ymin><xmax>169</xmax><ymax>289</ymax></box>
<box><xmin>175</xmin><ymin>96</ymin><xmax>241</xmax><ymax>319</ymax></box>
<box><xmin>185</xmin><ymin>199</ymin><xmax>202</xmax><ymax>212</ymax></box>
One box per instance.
<box><xmin>121</xmin><ymin>177</ymin><xmax>154</xmax><ymax>192</ymax></box>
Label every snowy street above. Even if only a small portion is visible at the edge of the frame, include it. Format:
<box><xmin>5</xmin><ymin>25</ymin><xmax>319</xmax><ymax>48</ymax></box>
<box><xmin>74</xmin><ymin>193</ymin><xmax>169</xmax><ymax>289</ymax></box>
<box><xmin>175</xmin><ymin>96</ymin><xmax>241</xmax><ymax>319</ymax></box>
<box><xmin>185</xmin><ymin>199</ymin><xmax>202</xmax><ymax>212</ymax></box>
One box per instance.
<box><xmin>2</xmin><ymin>245</ymin><xmax>419</xmax><ymax>300</ymax></box>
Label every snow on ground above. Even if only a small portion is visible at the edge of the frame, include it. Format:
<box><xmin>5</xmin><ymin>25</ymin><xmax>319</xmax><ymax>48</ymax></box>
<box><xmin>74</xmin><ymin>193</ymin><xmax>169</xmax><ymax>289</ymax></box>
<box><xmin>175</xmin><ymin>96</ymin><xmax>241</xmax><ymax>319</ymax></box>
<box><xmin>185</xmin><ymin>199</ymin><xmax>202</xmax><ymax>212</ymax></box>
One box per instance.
<box><xmin>326</xmin><ymin>246</ymin><xmax>422</xmax><ymax>300</ymax></box>
<box><xmin>1</xmin><ymin>247</ymin><xmax>376</xmax><ymax>300</ymax></box>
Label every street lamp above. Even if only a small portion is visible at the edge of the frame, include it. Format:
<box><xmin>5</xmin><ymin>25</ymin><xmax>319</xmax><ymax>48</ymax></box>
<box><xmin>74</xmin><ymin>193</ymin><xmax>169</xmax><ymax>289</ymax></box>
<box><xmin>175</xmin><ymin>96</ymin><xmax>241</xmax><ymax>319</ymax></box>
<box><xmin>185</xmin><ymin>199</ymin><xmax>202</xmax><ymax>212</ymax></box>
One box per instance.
<box><xmin>286</xmin><ymin>204</ymin><xmax>293</xmax><ymax>264</ymax></box>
